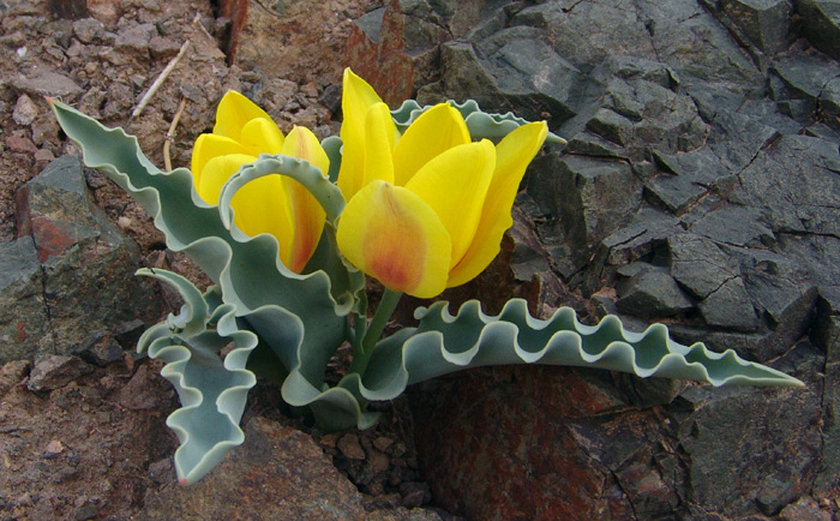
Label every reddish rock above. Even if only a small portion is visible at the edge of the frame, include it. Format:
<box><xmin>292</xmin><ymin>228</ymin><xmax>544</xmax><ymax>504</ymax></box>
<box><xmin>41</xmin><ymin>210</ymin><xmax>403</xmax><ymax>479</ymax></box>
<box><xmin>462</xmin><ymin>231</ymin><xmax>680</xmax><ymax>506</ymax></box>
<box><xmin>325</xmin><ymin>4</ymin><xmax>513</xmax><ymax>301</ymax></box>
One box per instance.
<box><xmin>136</xmin><ymin>417</ymin><xmax>367</xmax><ymax>520</ymax></box>
<box><xmin>409</xmin><ymin>365</ymin><xmax>641</xmax><ymax>521</ymax></box>
<box><xmin>6</xmin><ymin>134</ymin><xmax>38</xmax><ymax>154</ymax></box>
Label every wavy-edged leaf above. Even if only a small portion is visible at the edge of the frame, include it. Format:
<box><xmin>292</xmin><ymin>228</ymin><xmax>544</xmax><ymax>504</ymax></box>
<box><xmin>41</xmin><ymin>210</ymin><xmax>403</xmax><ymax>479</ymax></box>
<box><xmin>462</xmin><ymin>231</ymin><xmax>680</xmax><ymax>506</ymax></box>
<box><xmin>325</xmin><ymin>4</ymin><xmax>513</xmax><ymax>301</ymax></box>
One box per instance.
<box><xmin>52</xmin><ymin>101</ymin><xmax>355</xmax><ymax>441</ymax></box>
<box><xmin>391</xmin><ymin>99</ymin><xmax>566</xmax><ymax>144</ymax></box>
<box><xmin>53</xmin><ymin>102</ymin><xmax>349</xmax><ymax>362</ymax></box>
<box><xmin>136</xmin><ymin>268</ymin><xmax>257</xmax><ymax>485</ymax></box>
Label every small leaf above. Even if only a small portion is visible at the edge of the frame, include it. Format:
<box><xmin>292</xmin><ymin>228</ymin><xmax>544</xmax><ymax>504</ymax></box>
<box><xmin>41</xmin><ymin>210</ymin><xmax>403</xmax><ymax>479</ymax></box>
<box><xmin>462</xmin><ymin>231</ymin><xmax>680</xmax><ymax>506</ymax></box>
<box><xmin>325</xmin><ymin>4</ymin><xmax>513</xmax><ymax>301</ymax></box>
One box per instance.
<box><xmin>136</xmin><ymin>268</ymin><xmax>258</xmax><ymax>485</ymax></box>
<box><xmin>391</xmin><ymin>99</ymin><xmax>567</xmax><ymax>144</ymax></box>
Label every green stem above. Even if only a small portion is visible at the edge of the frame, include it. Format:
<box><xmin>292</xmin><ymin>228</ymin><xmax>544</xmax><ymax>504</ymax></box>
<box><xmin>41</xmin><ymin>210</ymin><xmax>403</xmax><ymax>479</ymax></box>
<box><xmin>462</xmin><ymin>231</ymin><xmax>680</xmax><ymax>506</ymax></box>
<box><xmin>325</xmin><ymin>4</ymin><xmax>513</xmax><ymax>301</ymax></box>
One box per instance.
<box><xmin>362</xmin><ymin>288</ymin><xmax>403</xmax><ymax>354</ymax></box>
<box><xmin>349</xmin><ymin>288</ymin><xmax>403</xmax><ymax>375</ymax></box>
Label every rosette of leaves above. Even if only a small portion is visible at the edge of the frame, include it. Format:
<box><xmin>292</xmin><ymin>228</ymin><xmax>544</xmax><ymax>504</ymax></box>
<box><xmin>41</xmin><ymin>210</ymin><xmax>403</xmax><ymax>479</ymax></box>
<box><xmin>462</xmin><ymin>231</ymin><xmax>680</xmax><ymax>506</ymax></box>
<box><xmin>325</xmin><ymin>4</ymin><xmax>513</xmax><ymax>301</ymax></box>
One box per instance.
<box><xmin>52</xmin><ymin>100</ymin><xmax>802</xmax><ymax>485</ymax></box>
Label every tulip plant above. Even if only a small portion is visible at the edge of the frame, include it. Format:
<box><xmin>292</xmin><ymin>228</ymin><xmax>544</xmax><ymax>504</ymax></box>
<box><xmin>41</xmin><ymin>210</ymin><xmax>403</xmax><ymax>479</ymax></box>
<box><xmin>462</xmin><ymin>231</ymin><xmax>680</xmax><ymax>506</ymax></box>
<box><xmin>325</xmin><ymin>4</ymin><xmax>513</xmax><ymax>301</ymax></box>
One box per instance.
<box><xmin>51</xmin><ymin>69</ymin><xmax>802</xmax><ymax>485</ymax></box>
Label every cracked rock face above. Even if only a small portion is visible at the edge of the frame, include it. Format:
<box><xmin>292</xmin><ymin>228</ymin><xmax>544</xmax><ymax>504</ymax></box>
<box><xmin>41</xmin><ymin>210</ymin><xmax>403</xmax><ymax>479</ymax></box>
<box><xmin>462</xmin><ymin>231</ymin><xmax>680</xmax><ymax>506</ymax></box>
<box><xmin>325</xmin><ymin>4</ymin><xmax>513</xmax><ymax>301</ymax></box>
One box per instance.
<box><xmin>352</xmin><ymin>0</ymin><xmax>840</xmax><ymax>519</ymax></box>
<box><xmin>3</xmin><ymin>156</ymin><xmax>163</xmax><ymax>364</ymax></box>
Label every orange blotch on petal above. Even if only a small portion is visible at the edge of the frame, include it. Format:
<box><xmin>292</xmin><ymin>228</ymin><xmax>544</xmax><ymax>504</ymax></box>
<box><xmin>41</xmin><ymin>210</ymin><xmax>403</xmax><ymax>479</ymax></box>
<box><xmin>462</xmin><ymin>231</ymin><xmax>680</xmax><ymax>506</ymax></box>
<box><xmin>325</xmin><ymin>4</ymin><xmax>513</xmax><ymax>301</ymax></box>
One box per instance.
<box><xmin>337</xmin><ymin>181</ymin><xmax>451</xmax><ymax>298</ymax></box>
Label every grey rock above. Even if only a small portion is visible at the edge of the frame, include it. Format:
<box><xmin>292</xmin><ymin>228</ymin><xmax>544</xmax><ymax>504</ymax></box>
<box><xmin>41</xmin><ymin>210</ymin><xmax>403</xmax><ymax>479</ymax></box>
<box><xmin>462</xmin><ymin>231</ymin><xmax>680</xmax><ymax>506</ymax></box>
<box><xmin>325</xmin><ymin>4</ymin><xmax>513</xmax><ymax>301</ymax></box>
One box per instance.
<box><xmin>698</xmin><ymin>276</ymin><xmax>760</xmax><ymax>331</ymax></box>
<box><xmin>770</xmin><ymin>53</ymin><xmax>840</xmax><ymax>124</ymax></box>
<box><xmin>616</xmin><ymin>263</ymin><xmax>694</xmax><ymax>318</ymax></box>
<box><xmin>599</xmin><ymin>206</ymin><xmax>682</xmax><ymax>266</ymax></box>
<box><xmin>731</xmin><ymin>135</ymin><xmax>840</xmax><ymax>238</ymax></box>
<box><xmin>668</xmin><ymin>233</ymin><xmax>741</xmax><ymax>299</ymax></box>
<box><xmin>687</xmin><ymin>205</ymin><xmax>776</xmax><ymax>248</ymax></box>
<box><xmin>645</xmin><ymin>173</ymin><xmax>708</xmax><ymax>213</ymax></box>
<box><xmin>430</xmin><ymin>32</ymin><xmax>583</xmax><ymax>125</ymax></box>
<box><xmin>10</xmin><ymin>156</ymin><xmax>163</xmax><ymax>362</ymax></box>
<box><xmin>512</xmin><ymin>0</ymin><xmax>658</xmax><ymax>69</ymax></box>
<box><xmin>820</xmin><ymin>75</ymin><xmax>840</xmax><ymax>132</ymax></box>
<box><xmin>677</xmin><ymin>344</ymin><xmax>822</xmax><ymax>517</ymax></box>
<box><xmin>27</xmin><ymin>354</ymin><xmax>92</xmax><ymax>392</ymax></box>
<box><xmin>10</xmin><ymin>70</ymin><xmax>83</xmax><ymax>99</ymax></box>
<box><xmin>795</xmin><ymin>0</ymin><xmax>840</xmax><ymax>59</ymax></box>
<box><xmin>0</xmin><ymin>237</ymin><xmax>50</xmax><ymax>363</ymax></box>
<box><xmin>713</xmin><ymin>0</ymin><xmax>794</xmax><ymax>54</ymax></box>
<box><xmin>706</xmin><ymin>109</ymin><xmax>780</xmax><ymax>171</ymax></box>
<box><xmin>12</xmin><ymin>94</ymin><xmax>38</xmax><ymax>126</ymax></box>
<box><xmin>71</xmin><ymin>17</ymin><xmax>107</xmax><ymax>44</ymax></box>
<box><xmin>526</xmin><ymin>153</ymin><xmax>641</xmax><ymax>277</ymax></box>
<box><xmin>114</xmin><ymin>22</ymin><xmax>157</xmax><ymax>54</ymax></box>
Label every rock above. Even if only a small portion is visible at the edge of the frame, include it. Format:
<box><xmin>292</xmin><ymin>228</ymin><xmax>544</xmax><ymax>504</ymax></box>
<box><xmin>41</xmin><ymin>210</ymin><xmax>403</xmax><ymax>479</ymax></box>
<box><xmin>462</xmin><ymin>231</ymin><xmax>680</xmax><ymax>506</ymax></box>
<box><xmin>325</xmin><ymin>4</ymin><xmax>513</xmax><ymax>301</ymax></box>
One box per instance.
<box><xmin>10</xmin><ymin>155</ymin><xmax>163</xmax><ymax>361</ymax></box>
<box><xmin>0</xmin><ymin>359</ymin><xmax>31</xmax><ymax>395</ymax></box>
<box><xmin>71</xmin><ymin>17</ymin><xmax>107</xmax><ymax>44</ymax></box>
<box><xmin>616</xmin><ymin>263</ymin><xmax>694</xmax><ymax>318</ymax></box>
<box><xmin>712</xmin><ymin>0</ymin><xmax>794</xmax><ymax>54</ymax></box>
<box><xmin>796</xmin><ymin>0</ymin><xmax>840</xmax><ymax>59</ymax></box>
<box><xmin>697</xmin><ymin>276</ymin><xmax>760</xmax><ymax>330</ymax></box>
<box><xmin>26</xmin><ymin>354</ymin><xmax>92</xmax><ymax>392</ymax></box>
<box><xmin>116</xmin><ymin>364</ymin><xmax>165</xmax><ymax>410</ymax></box>
<box><xmin>526</xmin><ymin>153</ymin><xmax>641</xmax><ymax>278</ymax></box>
<box><xmin>677</xmin><ymin>347</ymin><xmax>822</xmax><ymax>517</ymax></box>
<box><xmin>731</xmin><ymin>135</ymin><xmax>840</xmax><ymax>238</ymax></box>
<box><xmin>399</xmin><ymin>481</ymin><xmax>431</xmax><ymax>508</ymax></box>
<box><xmin>136</xmin><ymin>417</ymin><xmax>368</xmax><ymax>520</ymax></box>
<box><xmin>770</xmin><ymin>54</ymin><xmax>840</xmax><ymax>123</ymax></box>
<box><xmin>0</xmin><ymin>237</ymin><xmax>50</xmax><ymax>363</ymax></box>
<box><xmin>12</xmin><ymin>94</ymin><xmax>38</xmax><ymax>126</ymax></box>
<box><xmin>668</xmin><ymin>233</ymin><xmax>760</xmax><ymax>330</ymax></box>
<box><xmin>778</xmin><ymin>496</ymin><xmax>832</xmax><ymax>521</ymax></box>
<box><xmin>114</xmin><ymin>22</ymin><xmax>157</xmax><ymax>54</ymax></box>
<box><xmin>10</xmin><ymin>70</ymin><xmax>83</xmax><ymax>99</ymax></box>
<box><xmin>337</xmin><ymin>432</ymin><xmax>366</xmax><ymax>460</ymax></box>
<box><xmin>72</xmin><ymin>330</ymin><xmax>125</xmax><ymax>367</ymax></box>
<box><xmin>346</xmin><ymin>0</ymin><xmax>454</xmax><ymax>105</ymax></box>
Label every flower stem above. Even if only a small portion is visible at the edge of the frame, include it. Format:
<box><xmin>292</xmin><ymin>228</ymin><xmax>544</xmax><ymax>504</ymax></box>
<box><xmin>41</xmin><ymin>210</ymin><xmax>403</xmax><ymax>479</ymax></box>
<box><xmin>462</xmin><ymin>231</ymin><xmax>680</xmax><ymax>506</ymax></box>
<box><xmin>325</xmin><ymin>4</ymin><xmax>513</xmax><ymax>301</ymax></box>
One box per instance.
<box><xmin>361</xmin><ymin>288</ymin><xmax>403</xmax><ymax>355</ymax></box>
<box><xmin>349</xmin><ymin>288</ymin><xmax>402</xmax><ymax>377</ymax></box>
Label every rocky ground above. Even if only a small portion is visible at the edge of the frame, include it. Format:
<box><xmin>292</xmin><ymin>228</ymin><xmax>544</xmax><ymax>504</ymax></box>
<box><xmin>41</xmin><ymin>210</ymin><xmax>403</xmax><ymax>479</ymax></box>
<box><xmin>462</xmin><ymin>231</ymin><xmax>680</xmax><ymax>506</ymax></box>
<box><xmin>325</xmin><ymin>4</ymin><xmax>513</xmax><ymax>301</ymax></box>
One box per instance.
<box><xmin>2</xmin><ymin>0</ymin><xmax>840</xmax><ymax>520</ymax></box>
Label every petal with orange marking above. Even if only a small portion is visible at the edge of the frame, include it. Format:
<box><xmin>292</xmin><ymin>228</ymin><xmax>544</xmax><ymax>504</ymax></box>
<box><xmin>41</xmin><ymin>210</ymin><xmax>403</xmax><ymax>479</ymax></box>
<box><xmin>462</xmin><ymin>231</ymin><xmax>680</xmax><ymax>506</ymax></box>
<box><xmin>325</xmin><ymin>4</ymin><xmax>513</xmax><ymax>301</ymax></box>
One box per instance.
<box><xmin>336</xmin><ymin>181</ymin><xmax>451</xmax><ymax>298</ymax></box>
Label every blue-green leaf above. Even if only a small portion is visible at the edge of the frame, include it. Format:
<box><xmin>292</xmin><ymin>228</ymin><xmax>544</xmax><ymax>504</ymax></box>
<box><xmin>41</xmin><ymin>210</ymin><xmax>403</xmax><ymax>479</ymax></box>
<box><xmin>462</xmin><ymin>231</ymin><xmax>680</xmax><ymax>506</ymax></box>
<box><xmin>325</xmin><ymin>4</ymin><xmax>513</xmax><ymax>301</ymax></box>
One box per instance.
<box><xmin>391</xmin><ymin>99</ymin><xmax>567</xmax><ymax>144</ymax></box>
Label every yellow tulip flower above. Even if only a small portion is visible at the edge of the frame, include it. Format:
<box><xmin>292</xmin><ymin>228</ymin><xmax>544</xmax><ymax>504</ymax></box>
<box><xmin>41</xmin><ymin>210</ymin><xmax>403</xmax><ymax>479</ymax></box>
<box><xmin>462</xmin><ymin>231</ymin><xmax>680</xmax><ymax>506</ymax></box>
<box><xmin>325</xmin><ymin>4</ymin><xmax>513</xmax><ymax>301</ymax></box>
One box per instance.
<box><xmin>335</xmin><ymin>69</ymin><xmax>548</xmax><ymax>298</ymax></box>
<box><xmin>191</xmin><ymin>91</ymin><xmax>329</xmax><ymax>273</ymax></box>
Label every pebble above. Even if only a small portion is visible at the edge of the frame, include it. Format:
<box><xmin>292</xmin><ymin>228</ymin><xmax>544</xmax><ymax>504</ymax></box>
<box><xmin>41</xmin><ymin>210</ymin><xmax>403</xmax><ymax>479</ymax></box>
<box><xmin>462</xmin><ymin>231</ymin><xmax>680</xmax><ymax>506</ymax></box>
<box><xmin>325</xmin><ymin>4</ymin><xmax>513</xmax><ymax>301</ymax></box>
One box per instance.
<box><xmin>72</xmin><ymin>18</ymin><xmax>106</xmax><ymax>44</ymax></box>
<box><xmin>337</xmin><ymin>433</ymin><xmax>366</xmax><ymax>460</ymax></box>
<box><xmin>27</xmin><ymin>354</ymin><xmax>93</xmax><ymax>392</ymax></box>
<box><xmin>372</xmin><ymin>435</ymin><xmax>394</xmax><ymax>453</ymax></box>
<box><xmin>43</xmin><ymin>439</ymin><xmax>65</xmax><ymax>458</ymax></box>
<box><xmin>12</xmin><ymin>94</ymin><xmax>38</xmax><ymax>126</ymax></box>
<box><xmin>6</xmin><ymin>134</ymin><xmax>38</xmax><ymax>154</ymax></box>
<box><xmin>399</xmin><ymin>481</ymin><xmax>431</xmax><ymax>508</ymax></box>
<box><xmin>0</xmin><ymin>359</ymin><xmax>31</xmax><ymax>395</ymax></box>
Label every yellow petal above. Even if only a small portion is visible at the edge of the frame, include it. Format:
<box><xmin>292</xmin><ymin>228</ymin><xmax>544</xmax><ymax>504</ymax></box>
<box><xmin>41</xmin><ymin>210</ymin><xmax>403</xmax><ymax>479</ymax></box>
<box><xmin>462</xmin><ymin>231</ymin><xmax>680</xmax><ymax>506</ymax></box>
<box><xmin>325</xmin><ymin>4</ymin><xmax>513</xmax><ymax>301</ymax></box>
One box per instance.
<box><xmin>392</xmin><ymin>103</ymin><xmax>470</xmax><ymax>186</ymax></box>
<box><xmin>239</xmin><ymin>117</ymin><xmax>285</xmax><ymax>156</ymax></box>
<box><xmin>213</xmin><ymin>91</ymin><xmax>275</xmax><ymax>141</ymax></box>
<box><xmin>448</xmin><ymin>121</ymin><xmax>548</xmax><ymax>288</ymax></box>
<box><xmin>191</xmin><ymin>134</ymin><xmax>249</xmax><ymax>189</ymax></box>
<box><xmin>281</xmin><ymin>125</ymin><xmax>330</xmax><ymax>176</ymax></box>
<box><xmin>230</xmin><ymin>175</ymin><xmax>296</xmax><ymax>267</ymax></box>
<box><xmin>337</xmin><ymin>68</ymin><xmax>387</xmax><ymax>200</ymax></box>
<box><xmin>336</xmin><ymin>181</ymin><xmax>451</xmax><ymax>298</ymax></box>
<box><xmin>404</xmin><ymin>140</ymin><xmax>495</xmax><ymax>267</ymax></box>
<box><xmin>362</xmin><ymin>102</ymin><xmax>396</xmax><ymax>187</ymax></box>
<box><xmin>280</xmin><ymin>126</ymin><xmax>329</xmax><ymax>272</ymax></box>
<box><xmin>197</xmin><ymin>153</ymin><xmax>257</xmax><ymax>205</ymax></box>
